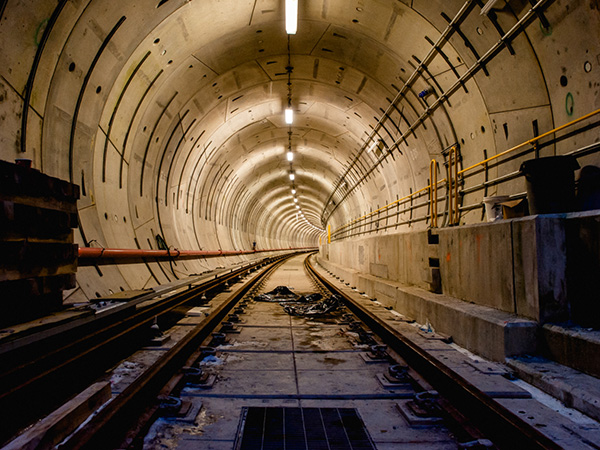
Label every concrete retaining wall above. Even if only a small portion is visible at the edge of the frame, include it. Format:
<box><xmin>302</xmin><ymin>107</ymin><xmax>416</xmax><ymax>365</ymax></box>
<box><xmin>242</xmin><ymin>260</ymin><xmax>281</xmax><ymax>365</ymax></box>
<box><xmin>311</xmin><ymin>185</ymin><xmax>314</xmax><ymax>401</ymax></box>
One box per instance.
<box><xmin>319</xmin><ymin>212</ymin><xmax>600</xmax><ymax>360</ymax></box>
<box><xmin>565</xmin><ymin>212</ymin><xmax>600</xmax><ymax>327</ymax></box>
<box><xmin>438</xmin><ymin>222</ymin><xmax>514</xmax><ymax>313</ymax></box>
<box><xmin>321</xmin><ymin>231</ymin><xmax>434</xmax><ymax>291</ymax></box>
<box><xmin>316</xmin><ymin>257</ymin><xmax>538</xmax><ymax>361</ymax></box>
<box><xmin>321</xmin><ymin>214</ymin><xmax>595</xmax><ymax>323</ymax></box>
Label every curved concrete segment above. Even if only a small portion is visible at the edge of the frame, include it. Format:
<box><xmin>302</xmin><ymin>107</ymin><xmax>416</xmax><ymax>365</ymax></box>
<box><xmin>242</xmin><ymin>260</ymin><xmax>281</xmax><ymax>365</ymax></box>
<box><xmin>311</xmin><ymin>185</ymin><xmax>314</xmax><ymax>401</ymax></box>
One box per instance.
<box><xmin>0</xmin><ymin>0</ymin><xmax>599</xmax><ymax>302</ymax></box>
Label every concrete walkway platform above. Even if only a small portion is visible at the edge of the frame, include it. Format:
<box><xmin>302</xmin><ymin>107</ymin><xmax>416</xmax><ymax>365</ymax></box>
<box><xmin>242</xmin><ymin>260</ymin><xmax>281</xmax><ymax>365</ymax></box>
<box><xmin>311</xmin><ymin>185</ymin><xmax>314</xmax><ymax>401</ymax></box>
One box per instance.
<box><xmin>541</xmin><ymin>323</ymin><xmax>600</xmax><ymax>378</ymax></box>
<box><xmin>316</xmin><ymin>256</ymin><xmax>537</xmax><ymax>362</ymax></box>
<box><xmin>315</xmin><ymin>257</ymin><xmax>600</xmax><ymax>430</ymax></box>
<box><xmin>507</xmin><ymin>355</ymin><xmax>600</xmax><ymax>423</ymax></box>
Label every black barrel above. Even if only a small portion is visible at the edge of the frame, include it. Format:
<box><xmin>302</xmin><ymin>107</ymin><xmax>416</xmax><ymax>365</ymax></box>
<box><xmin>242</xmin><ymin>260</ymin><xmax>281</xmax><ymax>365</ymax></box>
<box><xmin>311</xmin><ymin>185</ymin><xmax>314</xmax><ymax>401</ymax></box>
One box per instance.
<box><xmin>520</xmin><ymin>155</ymin><xmax>579</xmax><ymax>214</ymax></box>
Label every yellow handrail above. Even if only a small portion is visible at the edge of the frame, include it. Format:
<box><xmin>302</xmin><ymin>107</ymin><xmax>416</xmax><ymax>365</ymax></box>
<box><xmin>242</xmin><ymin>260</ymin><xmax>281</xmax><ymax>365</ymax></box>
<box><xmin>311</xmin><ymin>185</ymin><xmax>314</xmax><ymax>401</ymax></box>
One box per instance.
<box><xmin>330</xmin><ymin>108</ymin><xmax>600</xmax><ymax>237</ymax></box>
<box><xmin>332</xmin><ymin>185</ymin><xmax>431</xmax><ymax>235</ymax></box>
<box><xmin>429</xmin><ymin>159</ymin><xmax>438</xmax><ymax>228</ymax></box>
<box><xmin>448</xmin><ymin>146</ymin><xmax>459</xmax><ymax>225</ymax></box>
<box><xmin>459</xmin><ymin>107</ymin><xmax>600</xmax><ymax>176</ymax></box>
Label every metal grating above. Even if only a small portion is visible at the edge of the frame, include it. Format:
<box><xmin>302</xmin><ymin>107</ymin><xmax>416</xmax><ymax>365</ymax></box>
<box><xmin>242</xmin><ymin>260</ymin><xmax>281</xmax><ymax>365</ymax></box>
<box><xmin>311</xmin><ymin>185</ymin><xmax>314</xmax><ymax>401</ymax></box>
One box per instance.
<box><xmin>235</xmin><ymin>407</ymin><xmax>376</xmax><ymax>450</ymax></box>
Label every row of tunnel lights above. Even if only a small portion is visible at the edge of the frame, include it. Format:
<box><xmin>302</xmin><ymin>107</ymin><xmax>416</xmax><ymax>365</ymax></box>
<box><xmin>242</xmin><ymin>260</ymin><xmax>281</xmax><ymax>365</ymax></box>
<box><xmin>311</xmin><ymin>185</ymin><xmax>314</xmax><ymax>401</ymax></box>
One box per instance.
<box><xmin>285</xmin><ymin>0</ymin><xmax>324</xmax><ymax>235</ymax></box>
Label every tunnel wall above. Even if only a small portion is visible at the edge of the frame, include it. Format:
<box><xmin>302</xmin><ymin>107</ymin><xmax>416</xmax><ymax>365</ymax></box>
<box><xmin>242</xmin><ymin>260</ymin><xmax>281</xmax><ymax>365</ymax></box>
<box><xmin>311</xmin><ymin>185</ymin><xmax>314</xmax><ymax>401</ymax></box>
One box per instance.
<box><xmin>0</xmin><ymin>0</ymin><xmax>599</xmax><ymax>304</ymax></box>
<box><xmin>325</xmin><ymin>0</ymin><xmax>600</xmax><ymax>232</ymax></box>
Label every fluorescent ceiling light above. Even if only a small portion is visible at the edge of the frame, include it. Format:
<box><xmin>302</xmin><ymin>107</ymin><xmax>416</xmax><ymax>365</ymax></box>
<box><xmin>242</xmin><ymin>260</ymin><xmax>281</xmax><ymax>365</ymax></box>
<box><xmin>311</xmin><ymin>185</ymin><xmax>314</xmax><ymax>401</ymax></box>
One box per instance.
<box><xmin>294</xmin><ymin>198</ymin><xmax>298</xmax><ymax>203</ymax></box>
<box><xmin>289</xmin><ymin>173</ymin><xmax>295</xmax><ymax>180</ymax></box>
<box><xmin>285</xmin><ymin>107</ymin><xmax>294</xmax><ymax>124</ymax></box>
<box><xmin>287</xmin><ymin>151</ymin><xmax>293</xmax><ymax>161</ymax></box>
<box><xmin>286</xmin><ymin>0</ymin><xmax>298</xmax><ymax>34</ymax></box>
<box><xmin>296</xmin><ymin>205</ymin><xmax>300</xmax><ymax>209</ymax></box>
<box><xmin>291</xmin><ymin>188</ymin><xmax>296</xmax><ymax>194</ymax></box>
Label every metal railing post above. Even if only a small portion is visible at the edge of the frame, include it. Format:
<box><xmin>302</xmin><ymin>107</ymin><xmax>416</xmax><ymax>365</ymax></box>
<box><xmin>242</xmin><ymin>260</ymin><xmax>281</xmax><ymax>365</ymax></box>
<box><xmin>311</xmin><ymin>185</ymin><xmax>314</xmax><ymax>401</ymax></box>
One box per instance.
<box><xmin>429</xmin><ymin>159</ymin><xmax>438</xmax><ymax>228</ymax></box>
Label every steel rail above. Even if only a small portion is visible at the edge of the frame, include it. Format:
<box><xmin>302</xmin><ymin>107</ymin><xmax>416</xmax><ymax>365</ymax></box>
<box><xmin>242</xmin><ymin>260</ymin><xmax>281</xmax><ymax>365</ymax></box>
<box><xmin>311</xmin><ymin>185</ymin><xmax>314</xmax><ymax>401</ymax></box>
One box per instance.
<box><xmin>0</xmin><ymin>253</ymin><xmax>292</xmax><ymax>445</ymax></box>
<box><xmin>60</xmin><ymin>253</ymin><xmax>296</xmax><ymax>450</ymax></box>
<box><xmin>305</xmin><ymin>257</ymin><xmax>563</xmax><ymax>450</ymax></box>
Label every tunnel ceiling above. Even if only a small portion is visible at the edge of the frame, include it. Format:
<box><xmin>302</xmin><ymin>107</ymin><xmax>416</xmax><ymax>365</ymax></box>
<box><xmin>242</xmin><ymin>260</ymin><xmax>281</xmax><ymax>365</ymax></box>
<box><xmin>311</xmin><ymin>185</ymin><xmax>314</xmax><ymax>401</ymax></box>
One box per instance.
<box><xmin>27</xmin><ymin>0</ymin><xmax>466</xmax><ymax>250</ymax></box>
<box><xmin>3</xmin><ymin>0</ymin><xmax>598</xmax><ymax>259</ymax></box>
<box><xmin>117</xmin><ymin>0</ymin><xmax>440</xmax><ymax>246</ymax></box>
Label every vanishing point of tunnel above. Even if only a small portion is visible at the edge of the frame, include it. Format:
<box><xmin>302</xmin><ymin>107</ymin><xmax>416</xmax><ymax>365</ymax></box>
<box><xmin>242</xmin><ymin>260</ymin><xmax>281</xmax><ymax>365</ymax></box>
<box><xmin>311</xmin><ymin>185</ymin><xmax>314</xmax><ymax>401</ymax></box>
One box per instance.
<box><xmin>1</xmin><ymin>0</ymin><xmax>600</xmax><ymax>448</ymax></box>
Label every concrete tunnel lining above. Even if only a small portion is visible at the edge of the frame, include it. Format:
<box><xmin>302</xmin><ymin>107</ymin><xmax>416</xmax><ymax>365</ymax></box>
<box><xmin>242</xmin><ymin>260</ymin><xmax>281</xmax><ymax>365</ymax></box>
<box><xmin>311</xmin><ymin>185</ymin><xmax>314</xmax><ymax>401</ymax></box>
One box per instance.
<box><xmin>3</xmin><ymin>6</ymin><xmax>600</xmax><ymax>444</ymax></box>
<box><xmin>0</xmin><ymin>0</ymin><xmax>598</xmax><ymax>299</ymax></box>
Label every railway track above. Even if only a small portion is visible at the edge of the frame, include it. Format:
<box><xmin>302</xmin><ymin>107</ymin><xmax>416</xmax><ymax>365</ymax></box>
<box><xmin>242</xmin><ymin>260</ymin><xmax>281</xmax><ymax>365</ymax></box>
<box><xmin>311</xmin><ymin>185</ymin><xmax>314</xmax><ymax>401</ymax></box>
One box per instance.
<box><xmin>0</xmin><ymin>252</ymin><xmax>297</xmax><ymax>446</ymax></box>
<box><xmin>4</xmin><ymin>253</ymin><xmax>598</xmax><ymax>449</ymax></box>
<box><xmin>306</xmin><ymin>258</ymin><xmax>563</xmax><ymax>450</ymax></box>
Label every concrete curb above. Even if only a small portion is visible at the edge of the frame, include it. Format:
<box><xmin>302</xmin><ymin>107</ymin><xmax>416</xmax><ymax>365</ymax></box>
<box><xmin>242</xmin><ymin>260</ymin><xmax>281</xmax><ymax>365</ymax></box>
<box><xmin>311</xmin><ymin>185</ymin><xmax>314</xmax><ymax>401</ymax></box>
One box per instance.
<box><xmin>317</xmin><ymin>256</ymin><xmax>537</xmax><ymax>362</ymax></box>
<box><xmin>506</xmin><ymin>356</ymin><xmax>600</xmax><ymax>423</ymax></box>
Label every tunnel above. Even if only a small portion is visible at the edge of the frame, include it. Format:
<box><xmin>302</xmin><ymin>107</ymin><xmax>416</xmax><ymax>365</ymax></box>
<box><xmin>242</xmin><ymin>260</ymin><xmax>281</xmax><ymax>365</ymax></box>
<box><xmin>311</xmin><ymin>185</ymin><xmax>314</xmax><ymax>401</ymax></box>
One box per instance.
<box><xmin>1</xmin><ymin>0</ymin><xmax>600</xmax><ymax>448</ymax></box>
<box><xmin>0</xmin><ymin>0</ymin><xmax>598</xmax><ymax>297</ymax></box>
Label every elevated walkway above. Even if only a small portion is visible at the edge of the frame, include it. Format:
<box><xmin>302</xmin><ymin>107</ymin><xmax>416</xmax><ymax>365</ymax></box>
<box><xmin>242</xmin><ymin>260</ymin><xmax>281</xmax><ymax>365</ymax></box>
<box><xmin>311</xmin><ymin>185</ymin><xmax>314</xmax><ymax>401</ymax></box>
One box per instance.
<box><xmin>317</xmin><ymin>213</ymin><xmax>600</xmax><ymax>422</ymax></box>
<box><xmin>315</xmin><ymin>257</ymin><xmax>600</xmax><ymax>426</ymax></box>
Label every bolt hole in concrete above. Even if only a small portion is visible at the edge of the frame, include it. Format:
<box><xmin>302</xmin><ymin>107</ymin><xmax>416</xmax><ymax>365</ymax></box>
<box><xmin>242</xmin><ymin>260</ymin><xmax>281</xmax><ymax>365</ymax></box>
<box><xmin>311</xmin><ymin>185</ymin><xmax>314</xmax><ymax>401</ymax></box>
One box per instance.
<box><xmin>584</xmin><ymin>61</ymin><xmax>592</xmax><ymax>73</ymax></box>
<box><xmin>560</xmin><ymin>75</ymin><xmax>568</xmax><ymax>87</ymax></box>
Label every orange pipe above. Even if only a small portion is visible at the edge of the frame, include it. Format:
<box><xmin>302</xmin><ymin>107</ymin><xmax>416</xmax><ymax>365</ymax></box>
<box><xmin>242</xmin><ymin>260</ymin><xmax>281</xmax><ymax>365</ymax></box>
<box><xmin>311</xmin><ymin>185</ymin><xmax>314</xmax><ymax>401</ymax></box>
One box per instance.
<box><xmin>78</xmin><ymin>247</ymin><xmax>316</xmax><ymax>260</ymax></box>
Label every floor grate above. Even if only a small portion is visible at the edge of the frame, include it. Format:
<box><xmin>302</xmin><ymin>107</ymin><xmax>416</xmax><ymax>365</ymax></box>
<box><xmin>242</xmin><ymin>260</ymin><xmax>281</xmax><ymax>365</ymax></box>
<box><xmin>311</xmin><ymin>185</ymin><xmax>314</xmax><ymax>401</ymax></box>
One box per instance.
<box><xmin>235</xmin><ymin>407</ymin><xmax>376</xmax><ymax>450</ymax></box>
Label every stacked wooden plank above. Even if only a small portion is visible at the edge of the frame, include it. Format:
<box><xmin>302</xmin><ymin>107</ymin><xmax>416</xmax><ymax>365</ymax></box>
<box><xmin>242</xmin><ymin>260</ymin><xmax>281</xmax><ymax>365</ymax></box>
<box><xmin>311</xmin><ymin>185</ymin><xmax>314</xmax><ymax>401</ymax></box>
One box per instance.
<box><xmin>0</xmin><ymin>160</ymin><xmax>79</xmax><ymax>327</ymax></box>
